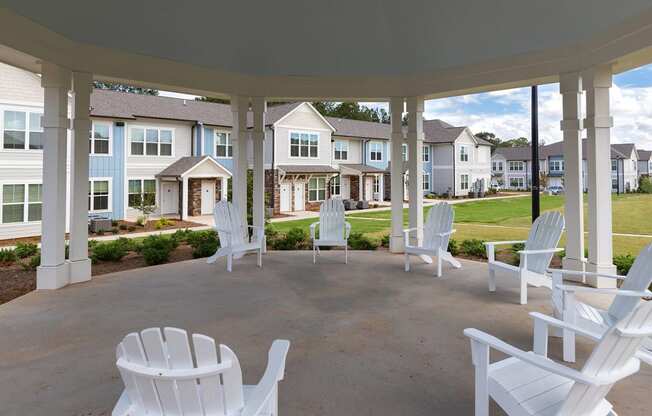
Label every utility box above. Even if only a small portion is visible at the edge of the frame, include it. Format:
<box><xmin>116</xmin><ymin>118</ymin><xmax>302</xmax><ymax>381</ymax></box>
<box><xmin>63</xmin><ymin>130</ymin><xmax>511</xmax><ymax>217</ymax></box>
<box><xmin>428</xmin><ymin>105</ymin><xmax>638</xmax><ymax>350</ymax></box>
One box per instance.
<box><xmin>89</xmin><ymin>217</ymin><xmax>112</xmax><ymax>233</ymax></box>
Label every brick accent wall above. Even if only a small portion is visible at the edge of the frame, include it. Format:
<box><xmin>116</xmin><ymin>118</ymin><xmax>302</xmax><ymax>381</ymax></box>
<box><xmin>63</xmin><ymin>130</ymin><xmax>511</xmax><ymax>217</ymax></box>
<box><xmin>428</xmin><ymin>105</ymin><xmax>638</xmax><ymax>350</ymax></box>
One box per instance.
<box><xmin>350</xmin><ymin>175</ymin><xmax>360</xmax><ymax>200</ymax></box>
<box><xmin>215</xmin><ymin>180</ymin><xmax>223</xmax><ymax>201</ymax></box>
<box><xmin>265</xmin><ymin>169</ymin><xmax>280</xmax><ymax>214</ymax></box>
<box><xmin>188</xmin><ymin>178</ymin><xmax>202</xmax><ymax>216</ymax></box>
<box><xmin>383</xmin><ymin>173</ymin><xmax>392</xmax><ymax>201</ymax></box>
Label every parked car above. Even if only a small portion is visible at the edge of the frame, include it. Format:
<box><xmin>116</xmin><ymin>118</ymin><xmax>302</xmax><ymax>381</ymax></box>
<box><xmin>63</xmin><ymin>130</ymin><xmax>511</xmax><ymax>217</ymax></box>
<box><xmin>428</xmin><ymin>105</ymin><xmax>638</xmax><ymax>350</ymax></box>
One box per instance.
<box><xmin>547</xmin><ymin>185</ymin><xmax>564</xmax><ymax>195</ymax></box>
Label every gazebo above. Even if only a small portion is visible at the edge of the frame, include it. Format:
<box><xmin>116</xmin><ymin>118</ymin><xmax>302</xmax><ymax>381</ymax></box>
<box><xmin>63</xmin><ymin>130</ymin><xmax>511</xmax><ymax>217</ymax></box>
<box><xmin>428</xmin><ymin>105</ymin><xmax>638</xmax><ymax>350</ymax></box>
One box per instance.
<box><xmin>1</xmin><ymin>2</ymin><xmax>652</xmax><ymax>291</ymax></box>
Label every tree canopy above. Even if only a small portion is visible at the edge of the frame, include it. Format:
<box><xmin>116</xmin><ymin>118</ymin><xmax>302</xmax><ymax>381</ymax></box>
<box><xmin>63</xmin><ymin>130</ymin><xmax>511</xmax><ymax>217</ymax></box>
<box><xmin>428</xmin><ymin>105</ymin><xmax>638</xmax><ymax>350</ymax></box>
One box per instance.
<box><xmin>476</xmin><ymin>131</ymin><xmax>535</xmax><ymax>151</ymax></box>
<box><xmin>312</xmin><ymin>102</ymin><xmax>390</xmax><ymax>124</ymax></box>
<box><xmin>93</xmin><ymin>81</ymin><xmax>158</xmax><ymax>95</ymax></box>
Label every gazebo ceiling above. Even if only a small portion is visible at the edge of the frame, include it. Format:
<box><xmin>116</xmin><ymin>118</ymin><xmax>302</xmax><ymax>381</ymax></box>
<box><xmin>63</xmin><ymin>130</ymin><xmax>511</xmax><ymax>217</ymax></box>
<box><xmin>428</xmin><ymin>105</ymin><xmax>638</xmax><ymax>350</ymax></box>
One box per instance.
<box><xmin>2</xmin><ymin>1</ymin><xmax>652</xmax><ymax>99</ymax></box>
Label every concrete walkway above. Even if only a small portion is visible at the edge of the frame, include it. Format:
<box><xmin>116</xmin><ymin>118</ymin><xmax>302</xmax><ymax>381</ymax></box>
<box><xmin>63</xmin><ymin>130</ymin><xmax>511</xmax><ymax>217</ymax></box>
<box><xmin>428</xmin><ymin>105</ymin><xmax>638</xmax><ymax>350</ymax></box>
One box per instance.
<box><xmin>0</xmin><ymin>252</ymin><xmax>649</xmax><ymax>416</ymax></box>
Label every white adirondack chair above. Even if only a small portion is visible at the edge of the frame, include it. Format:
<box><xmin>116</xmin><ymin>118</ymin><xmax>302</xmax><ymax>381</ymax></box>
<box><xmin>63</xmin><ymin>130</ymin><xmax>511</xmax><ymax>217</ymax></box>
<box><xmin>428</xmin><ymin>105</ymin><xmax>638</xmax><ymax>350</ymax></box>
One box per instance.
<box><xmin>485</xmin><ymin>211</ymin><xmax>564</xmax><ymax>305</ymax></box>
<box><xmin>310</xmin><ymin>198</ymin><xmax>351</xmax><ymax>264</ymax></box>
<box><xmin>207</xmin><ymin>200</ymin><xmax>264</xmax><ymax>272</ymax></box>
<box><xmin>549</xmin><ymin>242</ymin><xmax>652</xmax><ymax>363</ymax></box>
<box><xmin>403</xmin><ymin>202</ymin><xmax>461</xmax><ymax>277</ymax></box>
<box><xmin>113</xmin><ymin>327</ymin><xmax>290</xmax><ymax>416</ymax></box>
<box><xmin>465</xmin><ymin>297</ymin><xmax>652</xmax><ymax>416</ymax></box>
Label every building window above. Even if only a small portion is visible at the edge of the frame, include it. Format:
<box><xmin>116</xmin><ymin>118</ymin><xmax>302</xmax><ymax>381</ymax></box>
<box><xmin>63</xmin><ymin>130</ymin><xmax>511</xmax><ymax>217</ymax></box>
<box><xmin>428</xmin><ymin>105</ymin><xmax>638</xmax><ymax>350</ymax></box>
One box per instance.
<box><xmin>290</xmin><ymin>131</ymin><xmax>318</xmax><ymax>158</ymax></box>
<box><xmin>27</xmin><ymin>184</ymin><xmax>42</xmax><ymax>222</ymax></box>
<box><xmin>3</xmin><ymin>110</ymin><xmax>43</xmax><ymax>150</ymax></box>
<box><xmin>215</xmin><ymin>132</ymin><xmax>232</xmax><ymax>158</ymax></box>
<box><xmin>330</xmin><ymin>175</ymin><xmax>341</xmax><ymax>197</ymax></box>
<box><xmin>128</xmin><ymin>179</ymin><xmax>156</xmax><ymax>208</ymax></box>
<box><xmin>129</xmin><ymin>127</ymin><xmax>174</xmax><ymax>156</ymax></box>
<box><xmin>402</xmin><ymin>143</ymin><xmax>408</xmax><ymax>161</ymax></box>
<box><xmin>2</xmin><ymin>184</ymin><xmax>24</xmax><ymax>223</ymax></box>
<box><xmin>460</xmin><ymin>174</ymin><xmax>469</xmax><ymax>190</ymax></box>
<box><xmin>492</xmin><ymin>161</ymin><xmax>503</xmax><ymax>171</ymax></box>
<box><xmin>423</xmin><ymin>173</ymin><xmax>431</xmax><ymax>191</ymax></box>
<box><xmin>373</xmin><ymin>176</ymin><xmax>380</xmax><ymax>194</ymax></box>
<box><xmin>89</xmin><ymin>122</ymin><xmax>111</xmax><ymax>155</ymax></box>
<box><xmin>509</xmin><ymin>161</ymin><xmax>524</xmax><ymax>171</ymax></box>
<box><xmin>460</xmin><ymin>145</ymin><xmax>469</xmax><ymax>162</ymax></box>
<box><xmin>334</xmin><ymin>140</ymin><xmax>348</xmax><ymax>161</ymax></box>
<box><xmin>308</xmin><ymin>177</ymin><xmax>326</xmax><ymax>202</ymax></box>
<box><xmin>510</xmin><ymin>177</ymin><xmax>525</xmax><ymax>189</ymax></box>
<box><xmin>550</xmin><ymin>159</ymin><xmax>564</xmax><ymax>172</ymax></box>
<box><xmin>611</xmin><ymin>159</ymin><xmax>618</xmax><ymax>172</ymax></box>
<box><xmin>88</xmin><ymin>179</ymin><xmax>110</xmax><ymax>212</ymax></box>
<box><xmin>369</xmin><ymin>142</ymin><xmax>383</xmax><ymax>161</ymax></box>
<box><xmin>422</xmin><ymin>145</ymin><xmax>430</xmax><ymax>162</ymax></box>
<box><xmin>612</xmin><ymin>178</ymin><xmax>618</xmax><ymax>191</ymax></box>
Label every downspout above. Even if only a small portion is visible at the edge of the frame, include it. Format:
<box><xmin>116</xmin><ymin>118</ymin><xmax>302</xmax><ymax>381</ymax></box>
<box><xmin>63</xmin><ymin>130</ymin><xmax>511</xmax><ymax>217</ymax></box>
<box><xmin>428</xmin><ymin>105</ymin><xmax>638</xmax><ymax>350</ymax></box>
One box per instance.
<box><xmin>270</xmin><ymin>126</ymin><xmax>276</xmax><ymax>209</ymax></box>
<box><xmin>451</xmin><ymin>143</ymin><xmax>456</xmax><ymax>196</ymax></box>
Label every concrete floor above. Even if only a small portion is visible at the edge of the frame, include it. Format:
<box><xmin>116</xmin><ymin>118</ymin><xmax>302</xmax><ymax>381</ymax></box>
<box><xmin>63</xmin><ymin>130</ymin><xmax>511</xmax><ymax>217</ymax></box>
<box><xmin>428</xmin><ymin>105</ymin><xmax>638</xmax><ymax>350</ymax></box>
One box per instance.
<box><xmin>0</xmin><ymin>252</ymin><xmax>650</xmax><ymax>416</ymax></box>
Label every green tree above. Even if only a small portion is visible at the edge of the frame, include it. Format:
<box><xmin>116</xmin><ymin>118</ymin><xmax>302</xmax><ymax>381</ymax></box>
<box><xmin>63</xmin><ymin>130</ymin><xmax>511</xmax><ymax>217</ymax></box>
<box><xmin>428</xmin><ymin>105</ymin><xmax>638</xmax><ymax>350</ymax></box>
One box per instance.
<box><xmin>93</xmin><ymin>81</ymin><xmax>158</xmax><ymax>95</ymax></box>
<box><xmin>196</xmin><ymin>96</ymin><xmax>229</xmax><ymax>104</ymax></box>
<box><xmin>312</xmin><ymin>102</ymin><xmax>390</xmax><ymax>124</ymax></box>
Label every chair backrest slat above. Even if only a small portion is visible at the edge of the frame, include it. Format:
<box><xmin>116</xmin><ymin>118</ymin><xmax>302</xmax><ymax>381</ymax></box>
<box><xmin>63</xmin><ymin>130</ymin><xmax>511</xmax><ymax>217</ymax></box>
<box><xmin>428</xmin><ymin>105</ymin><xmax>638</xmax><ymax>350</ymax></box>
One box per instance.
<box><xmin>423</xmin><ymin>203</ymin><xmax>454</xmax><ymax>251</ymax></box>
<box><xmin>524</xmin><ymin>211</ymin><xmax>564</xmax><ymax>274</ymax></box>
<box><xmin>609</xmin><ymin>242</ymin><xmax>652</xmax><ymax>320</ymax></box>
<box><xmin>116</xmin><ymin>328</ymin><xmax>245</xmax><ymax>416</ymax></box>
<box><xmin>560</xmin><ymin>300</ymin><xmax>652</xmax><ymax>414</ymax></box>
<box><xmin>319</xmin><ymin>199</ymin><xmax>345</xmax><ymax>241</ymax></box>
<box><xmin>214</xmin><ymin>200</ymin><xmax>247</xmax><ymax>248</ymax></box>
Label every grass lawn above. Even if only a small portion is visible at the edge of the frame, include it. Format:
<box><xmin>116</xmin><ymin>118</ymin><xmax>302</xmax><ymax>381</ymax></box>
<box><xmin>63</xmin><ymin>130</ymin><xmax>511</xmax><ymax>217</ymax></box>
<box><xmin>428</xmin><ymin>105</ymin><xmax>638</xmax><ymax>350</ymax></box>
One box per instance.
<box><xmin>269</xmin><ymin>193</ymin><xmax>652</xmax><ymax>256</ymax></box>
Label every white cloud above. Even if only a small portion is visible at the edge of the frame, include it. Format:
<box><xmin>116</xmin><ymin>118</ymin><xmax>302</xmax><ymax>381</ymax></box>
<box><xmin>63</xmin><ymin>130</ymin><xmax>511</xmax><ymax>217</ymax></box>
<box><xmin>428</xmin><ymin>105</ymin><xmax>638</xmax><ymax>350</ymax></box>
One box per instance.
<box><xmin>159</xmin><ymin>90</ymin><xmax>199</xmax><ymax>100</ymax></box>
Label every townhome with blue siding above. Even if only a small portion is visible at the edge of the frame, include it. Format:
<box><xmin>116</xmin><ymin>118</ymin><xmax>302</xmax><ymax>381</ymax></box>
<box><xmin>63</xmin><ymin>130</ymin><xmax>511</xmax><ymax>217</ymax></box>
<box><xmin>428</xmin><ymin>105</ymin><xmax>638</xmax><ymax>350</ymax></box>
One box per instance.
<box><xmin>0</xmin><ymin>62</ymin><xmax>490</xmax><ymax>239</ymax></box>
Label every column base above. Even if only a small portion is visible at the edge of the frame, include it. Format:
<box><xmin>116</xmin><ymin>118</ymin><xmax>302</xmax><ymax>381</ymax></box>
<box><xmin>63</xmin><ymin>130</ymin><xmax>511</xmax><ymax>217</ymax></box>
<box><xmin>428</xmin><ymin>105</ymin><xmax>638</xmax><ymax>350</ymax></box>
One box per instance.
<box><xmin>37</xmin><ymin>262</ymin><xmax>70</xmax><ymax>290</ymax></box>
<box><xmin>586</xmin><ymin>262</ymin><xmax>618</xmax><ymax>288</ymax></box>
<box><xmin>68</xmin><ymin>258</ymin><xmax>92</xmax><ymax>284</ymax></box>
<box><xmin>561</xmin><ymin>257</ymin><xmax>586</xmax><ymax>283</ymax></box>
<box><xmin>390</xmin><ymin>235</ymin><xmax>404</xmax><ymax>253</ymax></box>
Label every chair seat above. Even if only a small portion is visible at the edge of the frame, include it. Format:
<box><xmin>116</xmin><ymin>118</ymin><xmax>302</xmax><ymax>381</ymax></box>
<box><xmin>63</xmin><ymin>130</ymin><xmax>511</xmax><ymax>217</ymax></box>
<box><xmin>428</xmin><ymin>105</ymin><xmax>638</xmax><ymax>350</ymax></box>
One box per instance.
<box><xmin>489</xmin><ymin>259</ymin><xmax>520</xmax><ymax>274</ymax></box>
<box><xmin>232</xmin><ymin>241</ymin><xmax>263</xmax><ymax>252</ymax></box>
<box><xmin>574</xmin><ymin>301</ymin><xmax>614</xmax><ymax>330</ymax></box>
<box><xmin>243</xmin><ymin>385</ymin><xmax>272</xmax><ymax>416</ymax></box>
<box><xmin>489</xmin><ymin>357</ymin><xmax>612</xmax><ymax>416</ymax></box>
<box><xmin>404</xmin><ymin>244</ymin><xmax>437</xmax><ymax>254</ymax></box>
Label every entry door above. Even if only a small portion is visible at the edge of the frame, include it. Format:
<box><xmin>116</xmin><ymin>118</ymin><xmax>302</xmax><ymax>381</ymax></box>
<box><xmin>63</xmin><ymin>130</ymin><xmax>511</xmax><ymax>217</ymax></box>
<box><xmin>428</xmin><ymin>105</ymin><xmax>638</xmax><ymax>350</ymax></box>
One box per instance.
<box><xmin>161</xmin><ymin>182</ymin><xmax>178</xmax><ymax>215</ymax></box>
<box><xmin>201</xmin><ymin>180</ymin><xmax>215</xmax><ymax>215</ymax></box>
<box><xmin>365</xmin><ymin>177</ymin><xmax>373</xmax><ymax>201</ymax></box>
<box><xmin>280</xmin><ymin>183</ymin><xmax>291</xmax><ymax>212</ymax></box>
<box><xmin>294</xmin><ymin>183</ymin><xmax>304</xmax><ymax>211</ymax></box>
<box><xmin>341</xmin><ymin>177</ymin><xmax>351</xmax><ymax>199</ymax></box>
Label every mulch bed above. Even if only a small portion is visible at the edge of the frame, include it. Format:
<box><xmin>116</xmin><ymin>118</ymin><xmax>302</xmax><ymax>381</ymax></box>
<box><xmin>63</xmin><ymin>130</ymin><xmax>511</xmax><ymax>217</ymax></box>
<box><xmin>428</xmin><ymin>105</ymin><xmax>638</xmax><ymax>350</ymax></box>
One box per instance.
<box><xmin>0</xmin><ymin>219</ymin><xmax>205</xmax><ymax>248</ymax></box>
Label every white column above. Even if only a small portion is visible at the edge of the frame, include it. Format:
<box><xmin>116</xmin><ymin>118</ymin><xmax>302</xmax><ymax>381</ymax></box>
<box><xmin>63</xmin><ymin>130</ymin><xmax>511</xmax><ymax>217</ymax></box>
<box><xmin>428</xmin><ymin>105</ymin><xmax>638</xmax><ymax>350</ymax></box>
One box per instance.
<box><xmin>221</xmin><ymin>177</ymin><xmax>228</xmax><ymax>201</ymax></box>
<box><xmin>389</xmin><ymin>97</ymin><xmax>405</xmax><ymax>253</ymax></box>
<box><xmin>252</xmin><ymin>97</ymin><xmax>266</xmax><ymax>230</ymax></box>
<box><xmin>181</xmin><ymin>177</ymin><xmax>189</xmax><ymax>220</ymax></box>
<box><xmin>358</xmin><ymin>175</ymin><xmax>363</xmax><ymax>200</ymax></box>
<box><xmin>37</xmin><ymin>63</ymin><xmax>71</xmax><ymax>290</ymax></box>
<box><xmin>560</xmin><ymin>72</ymin><xmax>586</xmax><ymax>280</ymax></box>
<box><xmin>407</xmin><ymin>96</ymin><xmax>424</xmax><ymax>245</ymax></box>
<box><xmin>378</xmin><ymin>175</ymin><xmax>384</xmax><ymax>202</ymax></box>
<box><xmin>584</xmin><ymin>65</ymin><xmax>617</xmax><ymax>287</ymax></box>
<box><xmin>68</xmin><ymin>71</ymin><xmax>92</xmax><ymax>284</ymax></box>
<box><xmin>231</xmin><ymin>96</ymin><xmax>249</xmax><ymax>219</ymax></box>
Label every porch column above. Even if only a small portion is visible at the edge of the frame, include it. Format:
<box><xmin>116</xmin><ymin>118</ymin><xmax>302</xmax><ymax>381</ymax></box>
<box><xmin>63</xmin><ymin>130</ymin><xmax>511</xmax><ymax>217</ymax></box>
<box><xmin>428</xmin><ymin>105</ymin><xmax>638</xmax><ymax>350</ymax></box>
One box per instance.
<box><xmin>252</xmin><ymin>97</ymin><xmax>266</xmax><ymax>235</ymax></box>
<box><xmin>37</xmin><ymin>63</ymin><xmax>71</xmax><ymax>289</ymax></box>
<box><xmin>231</xmin><ymin>96</ymin><xmax>249</xmax><ymax>218</ymax></box>
<box><xmin>378</xmin><ymin>175</ymin><xmax>384</xmax><ymax>202</ymax></box>
<box><xmin>358</xmin><ymin>174</ymin><xmax>363</xmax><ymax>200</ymax></box>
<box><xmin>584</xmin><ymin>65</ymin><xmax>617</xmax><ymax>287</ymax></box>
<box><xmin>407</xmin><ymin>96</ymin><xmax>424</xmax><ymax>245</ymax></box>
<box><xmin>389</xmin><ymin>97</ymin><xmax>405</xmax><ymax>253</ymax></box>
<box><xmin>559</xmin><ymin>72</ymin><xmax>586</xmax><ymax>279</ymax></box>
<box><xmin>68</xmin><ymin>71</ymin><xmax>93</xmax><ymax>284</ymax></box>
<box><xmin>181</xmin><ymin>176</ymin><xmax>189</xmax><ymax>220</ymax></box>
<box><xmin>221</xmin><ymin>177</ymin><xmax>228</xmax><ymax>201</ymax></box>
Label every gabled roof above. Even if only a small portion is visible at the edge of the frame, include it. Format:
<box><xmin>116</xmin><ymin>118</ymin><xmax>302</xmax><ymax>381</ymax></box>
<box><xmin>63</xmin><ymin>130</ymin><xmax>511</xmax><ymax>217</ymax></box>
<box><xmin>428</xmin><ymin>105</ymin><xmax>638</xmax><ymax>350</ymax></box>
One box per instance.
<box><xmin>327</xmin><ymin>117</ymin><xmax>390</xmax><ymax>140</ymax></box>
<box><xmin>339</xmin><ymin>163</ymin><xmax>385</xmax><ymax>175</ymax></box>
<box><xmin>277</xmin><ymin>164</ymin><xmax>339</xmax><ymax>174</ymax></box>
<box><xmin>493</xmin><ymin>146</ymin><xmax>535</xmax><ymax>161</ymax></box>
<box><xmin>638</xmin><ymin>149</ymin><xmax>652</xmax><ymax>161</ymax></box>
<box><xmin>273</xmin><ymin>102</ymin><xmax>336</xmax><ymax>132</ymax></box>
<box><xmin>495</xmin><ymin>140</ymin><xmax>639</xmax><ymax>161</ymax></box>
<box><xmin>156</xmin><ymin>155</ymin><xmax>231</xmax><ymax>177</ymax></box>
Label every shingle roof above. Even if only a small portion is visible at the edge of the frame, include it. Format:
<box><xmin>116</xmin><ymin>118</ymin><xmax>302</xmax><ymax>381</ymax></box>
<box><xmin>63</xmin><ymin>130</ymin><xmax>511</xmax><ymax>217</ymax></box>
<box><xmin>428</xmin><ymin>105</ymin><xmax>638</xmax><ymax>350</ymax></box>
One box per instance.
<box><xmin>493</xmin><ymin>146</ymin><xmax>535</xmax><ymax>161</ymax></box>
<box><xmin>339</xmin><ymin>163</ymin><xmax>385</xmax><ymax>174</ymax></box>
<box><xmin>495</xmin><ymin>140</ymin><xmax>639</xmax><ymax>161</ymax></box>
<box><xmin>156</xmin><ymin>155</ymin><xmax>230</xmax><ymax>177</ymax></box>
<box><xmin>327</xmin><ymin>117</ymin><xmax>390</xmax><ymax>140</ymax></box>
<box><xmin>638</xmin><ymin>149</ymin><xmax>652</xmax><ymax>161</ymax></box>
<box><xmin>277</xmin><ymin>164</ymin><xmax>339</xmax><ymax>174</ymax></box>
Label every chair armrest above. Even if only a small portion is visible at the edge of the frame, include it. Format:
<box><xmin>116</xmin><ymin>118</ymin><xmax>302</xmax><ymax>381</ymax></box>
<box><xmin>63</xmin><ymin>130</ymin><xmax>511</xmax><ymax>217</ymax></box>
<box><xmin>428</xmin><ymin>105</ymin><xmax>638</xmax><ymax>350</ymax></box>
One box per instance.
<box><xmin>345</xmin><ymin>222</ymin><xmax>351</xmax><ymax>239</ymax></box>
<box><xmin>403</xmin><ymin>227</ymin><xmax>418</xmax><ymax>243</ymax></box>
<box><xmin>555</xmin><ymin>285</ymin><xmax>652</xmax><ymax>298</ymax></box>
<box><xmin>518</xmin><ymin>248</ymin><xmax>564</xmax><ymax>255</ymax></box>
<box><xmin>464</xmin><ymin>328</ymin><xmax>599</xmax><ymax>385</ymax></box>
<box><xmin>530</xmin><ymin>312</ymin><xmax>603</xmax><ymax>341</ymax></box>
<box><xmin>309</xmin><ymin>222</ymin><xmax>319</xmax><ymax>240</ymax></box>
<box><xmin>241</xmin><ymin>340</ymin><xmax>291</xmax><ymax>416</ymax></box>
<box><xmin>483</xmin><ymin>240</ymin><xmax>526</xmax><ymax>247</ymax></box>
<box><xmin>547</xmin><ymin>269</ymin><xmax>626</xmax><ymax>280</ymax></box>
<box><xmin>436</xmin><ymin>229</ymin><xmax>456</xmax><ymax>237</ymax></box>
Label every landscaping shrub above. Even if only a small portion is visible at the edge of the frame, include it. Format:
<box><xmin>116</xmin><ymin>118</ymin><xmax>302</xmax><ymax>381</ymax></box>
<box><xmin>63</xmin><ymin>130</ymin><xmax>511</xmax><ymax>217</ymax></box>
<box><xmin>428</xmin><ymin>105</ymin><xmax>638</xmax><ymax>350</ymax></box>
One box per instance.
<box><xmin>614</xmin><ymin>254</ymin><xmax>635</xmax><ymax>275</ymax></box>
<box><xmin>119</xmin><ymin>224</ymin><xmax>128</xmax><ymax>231</ymax></box>
<box><xmin>510</xmin><ymin>242</ymin><xmax>525</xmax><ymax>253</ymax></box>
<box><xmin>639</xmin><ymin>176</ymin><xmax>652</xmax><ymax>194</ymax></box>
<box><xmin>447</xmin><ymin>239</ymin><xmax>459</xmax><ymax>256</ymax></box>
<box><xmin>460</xmin><ymin>239</ymin><xmax>487</xmax><ymax>258</ymax></box>
<box><xmin>14</xmin><ymin>242</ymin><xmax>38</xmax><ymax>259</ymax></box>
<box><xmin>111</xmin><ymin>220</ymin><xmax>119</xmax><ymax>227</ymax></box>
<box><xmin>380</xmin><ymin>233</ymin><xmax>390</xmax><ymax>248</ymax></box>
<box><xmin>348</xmin><ymin>232</ymin><xmax>379</xmax><ymax>250</ymax></box>
<box><xmin>171</xmin><ymin>228</ymin><xmax>194</xmax><ymax>245</ymax></box>
<box><xmin>136</xmin><ymin>216</ymin><xmax>146</xmax><ymax>227</ymax></box>
<box><xmin>91</xmin><ymin>240</ymin><xmax>128</xmax><ymax>263</ymax></box>
<box><xmin>155</xmin><ymin>217</ymin><xmax>173</xmax><ymax>229</ymax></box>
<box><xmin>21</xmin><ymin>254</ymin><xmax>40</xmax><ymax>271</ymax></box>
<box><xmin>114</xmin><ymin>237</ymin><xmax>140</xmax><ymax>253</ymax></box>
<box><xmin>111</xmin><ymin>227</ymin><xmax>119</xmax><ymax>235</ymax></box>
<box><xmin>187</xmin><ymin>230</ymin><xmax>219</xmax><ymax>258</ymax></box>
<box><xmin>272</xmin><ymin>227</ymin><xmax>309</xmax><ymax>250</ymax></box>
<box><xmin>141</xmin><ymin>235</ymin><xmax>176</xmax><ymax>265</ymax></box>
<box><xmin>127</xmin><ymin>226</ymin><xmax>137</xmax><ymax>232</ymax></box>
<box><xmin>0</xmin><ymin>248</ymin><xmax>17</xmax><ymax>264</ymax></box>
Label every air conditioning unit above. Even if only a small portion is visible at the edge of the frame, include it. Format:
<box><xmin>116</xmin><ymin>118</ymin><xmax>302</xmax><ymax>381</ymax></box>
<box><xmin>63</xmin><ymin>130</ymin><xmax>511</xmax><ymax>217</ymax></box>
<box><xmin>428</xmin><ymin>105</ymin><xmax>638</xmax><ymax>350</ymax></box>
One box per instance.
<box><xmin>89</xmin><ymin>217</ymin><xmax>112</xmax><ymax>233</ymax></box>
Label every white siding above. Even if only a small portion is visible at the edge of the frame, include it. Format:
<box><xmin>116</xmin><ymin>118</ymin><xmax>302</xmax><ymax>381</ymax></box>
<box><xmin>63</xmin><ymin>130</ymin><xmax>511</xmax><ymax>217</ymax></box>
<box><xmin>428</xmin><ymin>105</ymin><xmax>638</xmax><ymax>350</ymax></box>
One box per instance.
<box><xmin>273</xmin><ymin>103</ymin><xmax>333</xmax><ymax>166</ymax></box>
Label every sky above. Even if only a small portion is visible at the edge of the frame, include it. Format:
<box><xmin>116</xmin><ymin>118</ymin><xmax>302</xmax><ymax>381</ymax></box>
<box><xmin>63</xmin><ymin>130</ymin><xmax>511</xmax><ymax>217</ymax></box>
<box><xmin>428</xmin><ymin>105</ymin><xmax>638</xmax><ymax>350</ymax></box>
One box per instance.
<box><xmin>160</xmin><ymin>64</ymin><xmax>652</xmax><ymax>150</ymax></box>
